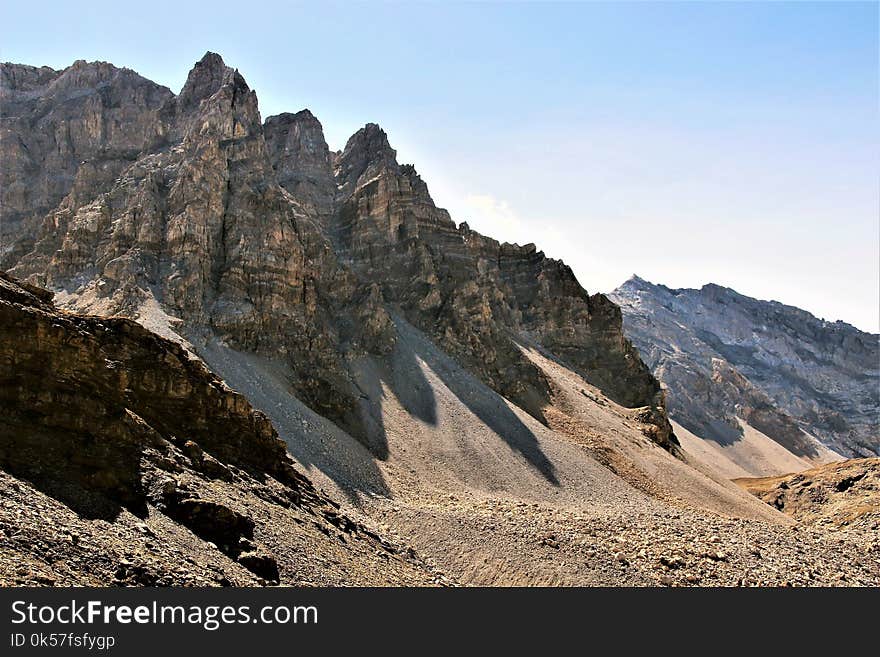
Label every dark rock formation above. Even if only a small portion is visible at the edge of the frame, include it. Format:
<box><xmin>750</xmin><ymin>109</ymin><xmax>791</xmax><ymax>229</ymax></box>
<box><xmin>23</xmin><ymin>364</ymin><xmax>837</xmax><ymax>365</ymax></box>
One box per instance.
<box><xmin>2</xmin><ymin>52</ymin><xmax>673</xmax><ymax>451</ymax></box>
<box><xmin>610</xmin><ymin>276</ymin><xmax>879</xmax><ymax>457</ymax></box>
<box><xmin>0</xmin><ymin>271</ymin><xmax>442</xmax><ymax>585</ymax></box>
<box><xmin>0</xmin><ymin>269</ymin><xmax>318</xmax><ymax>512</ymax></box>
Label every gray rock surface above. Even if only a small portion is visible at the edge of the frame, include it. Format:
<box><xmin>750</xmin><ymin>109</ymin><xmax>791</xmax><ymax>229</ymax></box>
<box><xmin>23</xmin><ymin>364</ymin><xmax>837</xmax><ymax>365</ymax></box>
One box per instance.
<box><xmin>0</xmin><ymin>60</ymin><xmax>172</xmax><ymax>263</ymax></box>
<box><xmin>610</xmin><ymin>276</ymin><xmax>879</xmax><ymax>458</ymax></box>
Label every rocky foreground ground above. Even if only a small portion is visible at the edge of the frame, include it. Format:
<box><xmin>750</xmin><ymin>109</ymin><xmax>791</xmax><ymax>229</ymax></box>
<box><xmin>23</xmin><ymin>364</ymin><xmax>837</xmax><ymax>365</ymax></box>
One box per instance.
<box><xmin>369</xmin><ymin>492</ymin><xmax>879</xmax><ymax>587</ymax></box>
<box><xmin>3</xmin><ymin>468</ymin><xmax>876</xmax><ymax>587</ymax></box>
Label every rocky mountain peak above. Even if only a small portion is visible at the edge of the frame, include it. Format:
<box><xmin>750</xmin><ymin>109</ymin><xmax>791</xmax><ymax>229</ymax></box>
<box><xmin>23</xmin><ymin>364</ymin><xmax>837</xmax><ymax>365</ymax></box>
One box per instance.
<box><xmin>359</xmin><ymin>121</ymin><xmax>393</xmax><ymax>145</ymax></box>
<box><xmin>336</xmin><ymin>122</ymin><xmax>399</xmax><ymax>192</ymax></box>
<box><xmin>619</xmin><ymin>274</ymin><xmax>669</xmax><ymax>296</ymax></box>
<box><xmin>3</xmin><ymin>53</ymin><xmax>677</xmax><ymax>455</ymax></box>
<box><xmin>176</xmin><ymin>52</ymin><xmax>251</xmax><ymax>119</ymax></box>
<box><xmin>0</xmin><ymin>59</ymin><xmax>173</xmax><ymax>261</ymax></box>
<box><xmin>66</xmin><ymin>58</ymin><xmax>115</xmax><ymax>73</ymax></box>
<box><xmin>264</xmin><ymin>109</ymin><xmax>335</xmax><ymax>218</ymax></box>
<box><xmin>171</xmin><ymin>54</ymin><xmax>263</xmax><ymax>148</ymax></box>
<box><xmin>179</xmin><ymin>52</ymin><xmax>229</xmax><ymax>95</ymax></box>
<box><xmin>0</xmin><ymin>62</ymin><xmax>59</xmax><ymax>96</ymax></box>
<box><xmin>264</xmin><ymin>109</ymin><xmax>323</xmax><ymax>133</ymax></box>
<box><xmin>398</xmin><ymin>163</ymin><xmax>434</xmax><ymax>202</ymax></box>
<box><xmin>1</xmin><ymin>58</ymin><xmax>167</xmax><ymax>108</ymax></box>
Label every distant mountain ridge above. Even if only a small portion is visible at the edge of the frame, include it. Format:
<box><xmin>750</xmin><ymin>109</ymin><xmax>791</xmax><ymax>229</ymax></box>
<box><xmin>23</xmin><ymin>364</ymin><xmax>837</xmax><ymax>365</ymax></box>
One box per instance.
<box><xmin>610</xmin><ymin>275</ymin><xmax>879</xmax><ymax>459</ymax></box>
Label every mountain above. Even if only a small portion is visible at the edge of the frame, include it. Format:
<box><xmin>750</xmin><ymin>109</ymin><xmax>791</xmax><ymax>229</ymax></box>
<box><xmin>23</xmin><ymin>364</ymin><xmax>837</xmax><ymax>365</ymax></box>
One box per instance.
<box><xmin>0</xmin><ymin>60</ymin><xmax>173</xmax><ymax>261</ymax></box>
<box><xmin>609</xmin><ymin>276</ymin><xmax>879</xmax><ymax>468</ymax></box>
<box><xmin>1</xmin><ymin>52</ymin><xmax>672</xmax><ymax>451</ymax></box>
<box><xmin>1</xmin><ymin>53</ymin><xmax>878</xmax><ymax>586</ymax></box>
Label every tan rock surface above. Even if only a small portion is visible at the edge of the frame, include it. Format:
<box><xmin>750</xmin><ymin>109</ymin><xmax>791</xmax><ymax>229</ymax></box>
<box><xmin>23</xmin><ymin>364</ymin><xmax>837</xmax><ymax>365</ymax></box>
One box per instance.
<box><xmin>735</xmin><ymin>458</ymin><xmax>880</xmax><ymax>532</ymax></box>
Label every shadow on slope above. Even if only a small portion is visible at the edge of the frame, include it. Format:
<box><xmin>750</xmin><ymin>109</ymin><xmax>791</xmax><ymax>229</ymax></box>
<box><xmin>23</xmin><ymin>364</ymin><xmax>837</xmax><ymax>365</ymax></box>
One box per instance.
<box><xmin>0</xmin><ymin>420</ymin><xmax>137</xmax><ymax>521</ymax></box>
<box><xmin>195</xmin><ymin>338</ymin><xmax>391</xmax><ymax>506</ymax></box>
<box><xmin>352</xmin><ymin>314</ymin><xmax>559</xmax><ymax>486</ymax></box>
<box><xmin>518</xmin><ymin>344</ymin><xmax>791</xmax><ymax>522</ymax></box>
<box><xmin>348</xmin><ymin>333</ymin><xmax>438</xmax><ymax>460</ymax></box>
<box><xmin>668</xmin><ymin>385</ymin><xmax>824</xmax><ymax>461</ymax></box>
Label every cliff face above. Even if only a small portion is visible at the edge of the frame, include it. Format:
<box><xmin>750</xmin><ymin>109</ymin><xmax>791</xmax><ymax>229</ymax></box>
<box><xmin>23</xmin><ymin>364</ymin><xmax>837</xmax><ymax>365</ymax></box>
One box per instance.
<box><xmin>610</xmin><ymin>276</ymin><xmax>879</xmax><ymax>458</ymax></box>
<box><xmin>325</xmin><ymin>123</ymin><xmax>670</xmax><ymax>442</ymax></box>
<box><xmin>0</xmin><ymin>61</ymin><xmax>172</xmax><ymax>262</ymax></box>
<box><xmin>263</xmin><ymin>109</ymin><xmax>336</xmax><ymax>222</ymax></box>
<box><xmin>1</xmin><ymin>52</ymin><xmax>672</xmax><ymax>450</ymax></box>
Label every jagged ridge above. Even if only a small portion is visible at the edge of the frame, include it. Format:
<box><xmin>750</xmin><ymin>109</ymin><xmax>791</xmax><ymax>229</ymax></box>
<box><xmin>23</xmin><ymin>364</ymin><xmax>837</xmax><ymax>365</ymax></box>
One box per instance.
<box><xmin>1</xmin><ymin>52</ymin><xmax>673</xmax><ymax>452</ymax></box>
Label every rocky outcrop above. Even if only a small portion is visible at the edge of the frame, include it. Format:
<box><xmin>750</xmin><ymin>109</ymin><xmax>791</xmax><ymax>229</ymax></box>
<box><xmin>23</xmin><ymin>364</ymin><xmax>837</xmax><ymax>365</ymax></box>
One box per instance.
<box><xmin>2</xmin><ymin>53</ymin><xmax>673</xmax><ymax>452</ymax></box>
<box><xmin>610</xmin><ymin>276</ymin><xmax>879</xmax><ymax>457</ymax></box>
<box><xmin>735</xmin><ymin>458</ymin><xmax>880</xmax><ymax>531</ymax></box>
<box><xmin>0</xmin><ymin>271</ymin><xmax>442</xmax><ymax>586</ymax></box>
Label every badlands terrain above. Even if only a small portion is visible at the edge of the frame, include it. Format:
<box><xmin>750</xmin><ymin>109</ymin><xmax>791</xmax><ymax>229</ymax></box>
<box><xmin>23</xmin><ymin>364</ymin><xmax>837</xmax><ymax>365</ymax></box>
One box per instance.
<box><xmin>0</xmin><ymin>53</ymin><xmax>877</xmax><ymax>586</ymax></box>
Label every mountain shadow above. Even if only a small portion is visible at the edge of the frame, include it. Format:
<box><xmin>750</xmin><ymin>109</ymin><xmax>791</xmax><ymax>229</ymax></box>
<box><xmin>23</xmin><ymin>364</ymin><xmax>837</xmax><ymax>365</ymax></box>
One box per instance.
<box><xmin>194</xmin><ymin>337</ymin><xmax>392</xmax><ymax>506</ymax></box>
<box><xmin>355</xmin><ymin>314</ymin><xmax>560</xmax><ymax>486</ymax></box>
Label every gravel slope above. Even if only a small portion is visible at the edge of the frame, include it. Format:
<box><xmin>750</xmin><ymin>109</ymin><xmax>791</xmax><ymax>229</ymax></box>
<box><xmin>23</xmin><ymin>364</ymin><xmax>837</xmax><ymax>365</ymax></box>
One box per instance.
<box><xmin>194</xmin><ymin>316</ymin><xmax>879</xmax><ymax>586</ymax></box>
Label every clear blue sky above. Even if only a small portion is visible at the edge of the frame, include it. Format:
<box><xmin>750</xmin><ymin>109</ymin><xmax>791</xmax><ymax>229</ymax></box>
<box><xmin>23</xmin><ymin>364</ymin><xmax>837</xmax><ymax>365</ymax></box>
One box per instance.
<box><xmin>3</xmin><ymin>1</ymin><xmax>878</xmax><ymax>331</ymax></box>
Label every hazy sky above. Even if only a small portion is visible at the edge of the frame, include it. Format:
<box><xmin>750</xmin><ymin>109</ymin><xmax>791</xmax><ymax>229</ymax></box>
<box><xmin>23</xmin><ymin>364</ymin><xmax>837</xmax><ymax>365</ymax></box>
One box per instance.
<box><xmin>3</xmin><ymin>1</ymin><xmax>878</xmax><ymax>331</ymax></box>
